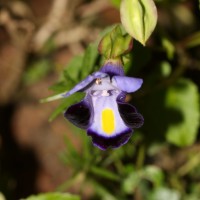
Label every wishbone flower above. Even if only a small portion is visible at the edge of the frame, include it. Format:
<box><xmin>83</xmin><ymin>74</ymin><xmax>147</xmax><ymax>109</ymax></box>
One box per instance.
<box><xmin>63</xmin><ymin>59</ymin><xmax>144</xmax><ymax>150</ymax></box>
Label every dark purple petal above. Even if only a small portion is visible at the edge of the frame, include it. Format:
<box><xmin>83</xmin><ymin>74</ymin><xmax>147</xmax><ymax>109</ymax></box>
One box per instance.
<box><xmin>118</xmin><ymin>102</ymin><xmax>144</xmax><ymax>129</ymax></box>
<box><xmin>87</xmin><ymin>128</ymin><xmax>132</xmax><ymax>150</ymax></box>
<box><xmin>116</xmin><ymin>92</ymin><xmax>127</xmax><ymax>103</ymax></box>
<box><xmin>64</xmin><ymin>101</ymin><xmax>91</xmax><ymax>129</ymax></box>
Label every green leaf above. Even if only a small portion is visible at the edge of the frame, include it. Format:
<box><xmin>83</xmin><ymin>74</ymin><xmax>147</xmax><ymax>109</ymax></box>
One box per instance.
<box><xmin>63</xmin><ymin>43</ymin><xmax>98</xmax><ymax>82</ymax></box>
<box><xmin>23</xmin><ymin>59</ymin><xmax>52</xmax><ymax>84</ymax></box>
<box><xmin>48</xmin><ymin>98</ymin><xmax>71</xmax><ymax>122</ymax></box>
<box><xmin>48</xmin><ymin>93</ymin><xmax>84</xmax><ymax>121</ymax></box>
<box><xmin>123</xmin><ymin>166</ymin><xmax>164</xmax><ymax>194</ymax></box>
<box><xmin>90</xmin><ymin>166</ymin><xmax>120</xmax><ymax>181</ymax></box>
<box><xmin>0</xmin><ymin>193</ymin><xmax>6</xmax><ymax>200</ymax></box>
<box><xmin>160</xmin><ymin>61</ymin><xmax>172</xmax><ymax>78</ymax></box>
<box><xmin>110</xmin><ymin>0</ymin><xmax>121</xmax><ymax>8</ymax></box>
<box><xmin>91</xmin><ymin>181</ymin><xmax>117</xmax><ymax>200</ymax></box>
<box><xmin>120</xmin><ymin>0</ymin><xmax>157</xmax><ymax>45</ymax></box>
<box><xmin>122</xmin><ymin>169</ymin><xmax>141</xmax><ymax>193</ymax></box>
<box><xmin>165</xmin><ymin>79</ymin><xmax>199</xmax><ymax>146</ymax></box>
<box><xmin>49</xmin><ymin>81</ymin><xmax>73</xmax><ymax>93</ymax></box>
<box><xmin>22</xmin><ymin>192</ymin><xmax>80</xmax><ymax>200</ymax></box>
<box><xmin>184</xmin><ymin>31</ymin><xmax>200</xmax><ymax>48</ymax></box>
<box><xmin>150</xmin><ymin>187</ymin><xmax>181</xmax><ymax>200</ymax></box>
<box><xmin>162</xmin><ymin>37</ymin><xmax>175</xmax><ymax>60</ymax></box>
<box><xmin>60</xmin><ymin>134</ymin><xmax>82</xmax><ymax>167</ymax></box>
<box><xmin>63</xmin><ymin>55</ymin><xmax>84</xmax><ymax>82</ymax></box>
<box><xmin>199</xmin><ymin>0</ymin><xmax>200</xmax><ymax>10</ymax></box>
<box><xmin>142</xmin><ymin>166</ymin><xmax>164</xmax><ymax>187</ymax></box>
<box><xmin>81</xmin><ymin>43</ymin><xmax>99</xmax><ymax>79</ymax></box>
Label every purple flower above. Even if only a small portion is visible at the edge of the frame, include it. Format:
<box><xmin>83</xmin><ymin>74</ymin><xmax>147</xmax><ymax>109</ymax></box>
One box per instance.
<box><xmin>63</xmin><ymin>60</ymin><xmax>144</xmax><ymax>150</ymax></box>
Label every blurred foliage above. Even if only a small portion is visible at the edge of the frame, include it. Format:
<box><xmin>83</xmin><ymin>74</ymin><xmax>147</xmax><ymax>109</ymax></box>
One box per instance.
<box><xmin>0</xmin><ymin>193</ymin><xmax>6</xmax><ymax>200</ymax></box>
<box><xmin>22</xmin><ymin>193</ymin><xmax>80</xmax><ymax>200</ymax></box>
<box><xmin>23</xmin><ymin>59</ymin><xmax>53</xmax><ymax>85</ymax></box>
<box><xmin>6</xmin><ymin>0</ymin><xmax>200</xmax><ymax>200</ymax></box>
<box><xmin>165</xmin><ymin>78</ymin><xmax>199</xmax><ymax>146</ymax></box>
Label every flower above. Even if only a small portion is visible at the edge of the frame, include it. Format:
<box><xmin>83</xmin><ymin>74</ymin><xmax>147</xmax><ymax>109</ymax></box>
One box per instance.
<box><xmin>63</xmin><ymin>59</ymin><xmax>144</xmax><ymax>150</ymax></box>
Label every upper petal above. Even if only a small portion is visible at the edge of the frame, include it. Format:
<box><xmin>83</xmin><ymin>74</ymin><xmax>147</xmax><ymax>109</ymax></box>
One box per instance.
<box><xmin>88</xmin><ymin>93</ymin><xmax>130</xmax><ymax>138</ymax></box>
<box><xmin>113</xmin><ymin>76</ymin><xmax>143</xmax><ymax>93</ymax></box>
<box><xmin>87</xmin><ymin>92</ymin><xmax>132</xmax><ymax>150</ymax></box>
<box><xmin>63</xmin><ymin>71</ymin><xmax>107</xmax><ymax>98</ymax></box>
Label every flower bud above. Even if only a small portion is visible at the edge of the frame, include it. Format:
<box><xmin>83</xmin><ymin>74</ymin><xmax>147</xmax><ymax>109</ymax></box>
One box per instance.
<box><xmin>98</xmin><ymin>25</ymin><xmax>133</xmax><ymax>59</ymax></box>
<box><xmin>120</xmin><ymin>0</ymin><xmax>157</xmax><ymax>45</ymax></box>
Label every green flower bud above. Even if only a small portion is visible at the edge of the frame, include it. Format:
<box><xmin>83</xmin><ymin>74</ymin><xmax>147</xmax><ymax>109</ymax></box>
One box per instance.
<box><xmin>98</xmin><ymin>25</ymin><xmax>133</xmax><ymax>59</ymax></box>
<box><xmin>120</xmin><ymin>0</ymin><xmax>157</xmax><ymax>45</ymax></box>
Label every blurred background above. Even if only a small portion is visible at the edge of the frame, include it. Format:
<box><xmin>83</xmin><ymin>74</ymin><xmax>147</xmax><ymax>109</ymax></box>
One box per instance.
<box><xmin>0</xmin><ymin>0</ymin><xmax>199</xmax><ymax>200</ymax></box>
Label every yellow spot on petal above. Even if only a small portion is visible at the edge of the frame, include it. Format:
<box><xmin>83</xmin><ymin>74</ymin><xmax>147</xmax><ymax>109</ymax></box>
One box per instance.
<box><xmin>101</xmin><ymin>109</ymin><xmax>115</xmax><ymax>135</ymax></box>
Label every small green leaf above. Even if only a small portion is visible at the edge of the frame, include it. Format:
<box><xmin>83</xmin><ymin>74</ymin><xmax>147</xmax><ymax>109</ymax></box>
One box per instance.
<box><xmin>165</xmin><ymin>79</ymin><xmax>199</xmax><ymax>146</ymax></box>
<box><xmin>162</xmin><ymin>38</ymin><xmax>175</xmax><ymax>60</ymax></box>
<box><xmin>199</xmin><ymin>0</ymin><xmax>200</xmax><ymax>10</ymax></box>
<box><xmin>63</xmin><ymin>134</ymin><xmax>79</xmax><ymax>158</ymax></box>
<box><xmin>184</xmin><ymin>31</ymin><xmax>200</xmax><ymax>48</ymax></box>
<box><xmin>160</xmin><ymin>61</ymin><xmax>172</xmax><ymax>77</ymax></box>
<box><xmin>48</xmin><ymin>98</ymin><xmax>71</xmax><ymax>122</ymax></box>
<box><xmin>49</xmin><ymin>93</ymin><xmax>84</xmax><ymax>121</ymax></box>
<box><xmin>63</xmin><ymin>44</ymin><xmax>98</xmax><ymax>81</ymax></box>
<box><xmin>63</xmin><ymin>55</ymin><xmax>84</xmax><ymax>82</ymax></box>
<box><xmin>60</xmin><ymin>134</ymin><xmax>82</xmax><ymax>167</ymax></box>
<box><xmin>23</xmin><ymin>59</ymin><xmax>52</xmax><ymax>84</ymax></box>
<box><xmin>123</xmin><ymin>165</ymin><xmax>164</xmax><ymax>194</ymax></box>
<box><xmin>92</xmin><ymin>181</ymin><xmax>118</xmax><ymax>200</ymax></box>
<box><xmin>150</xmin><ymin>187</ymin><xmax>181</xmax><ymax>200</ymax></box>
<box><xmin>81</xmin><ymin>43</ymin><xmax>99</xmax><ymax>79</ymax></box>
<box><xmin>0</xmin><ymin>193</ymin><xmax>6</xmax><ymax>200</ymax></box>
<box><xmin>110</xmin><ymin>0</ymin><xmax>121</xmax><ymax>8</ymax></box>
<box><xmin>122</xmin><ymin>169</ymin><xmax>141</xmax><ymax>193</ymax></box>
<box><xmin>120</xmin><ymin>0</ymin><xmax>157</xmax><ymax>45</ymax></box>
<box><xmin>90</xmin><ymin>166</ymin><xmax>120</xmax><ymax>181</ymax></box>
<box><xmin>49</xmin><ymin>81</ymin><xmax>73</xmax><ymax>93</ymax></box>
<box><xmin>142</xmin><ymin>166</ymin><xmax>164</xmax><ymax>187</ymax></box>
<box><xmin>22</xmin><ymin>192</ymin><xmax>80</xmax><ymax>200</ymax></box>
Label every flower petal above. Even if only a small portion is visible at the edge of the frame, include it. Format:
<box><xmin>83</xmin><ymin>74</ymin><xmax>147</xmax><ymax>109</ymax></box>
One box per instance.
<box><xmin>87</xmin><ymin>129</ymin><xmax>132</xmax><ymax>150</ymax></box>
<box><xmin>64</xmin><ymin>101</ymin><xmax>91</xmax><ymax>129</ymax></box>
<box><xmin>63</xmin><ymin>72</ymin><xmax>107</xmax><ymax>97</ymax></box>
<box><xmin>118</xmin><ymin>102</ymin><xmax>144</xmax><ymax>128</ymax></box>
<box><xmin>88</xmin><ymin>92</ymin><xmax>130</xmax><ymax>137</ymax></box>
<box><xmin>113</xmin><ymin>76</ymin><xmax>143</xmax><ymax>93</ymax></box>
<box><xmin>87</xmin><ymin>91</ymin><xmax>133</xmax><ymax>150</ymax></box>
<box><xmin>100</xmin><ymin>61</ymin><xmax>124</xmax><ymax>76</ymax></box>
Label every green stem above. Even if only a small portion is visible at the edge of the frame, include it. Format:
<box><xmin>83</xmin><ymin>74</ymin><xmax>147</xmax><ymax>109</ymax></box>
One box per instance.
<box><xmin>136</xmin><ymin>145</ymin><xmax>145</xmax><ymax>169</ymax></box>
<box><xmin>40</xmin><ymin>92</ymin><xmax>67</xmax><ymax>103</ymax></box>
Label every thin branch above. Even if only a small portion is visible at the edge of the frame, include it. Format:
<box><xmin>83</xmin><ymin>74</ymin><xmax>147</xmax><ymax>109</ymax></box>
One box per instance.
<box><xmin>33</xmin><ymin>0</ymin><xmax>69</xmax><ymax>51</ymax></box>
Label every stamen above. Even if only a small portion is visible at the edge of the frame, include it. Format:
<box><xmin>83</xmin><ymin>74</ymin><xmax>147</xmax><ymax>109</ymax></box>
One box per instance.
<box><xmin>102</xmin><ymin>90</ymin><xmax>109</xmax><ymax>96</ymax></box>
<box><xmin>95</xmin><ymin>78</ymin><xmax>102</xmax><ymax>85</ymax></box>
